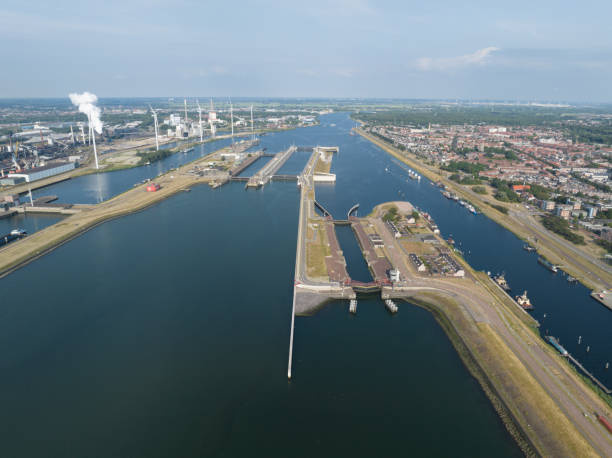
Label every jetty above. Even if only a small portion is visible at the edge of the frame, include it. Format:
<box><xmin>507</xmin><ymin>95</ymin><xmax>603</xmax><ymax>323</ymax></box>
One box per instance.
<box><xmin>287</xmin><ymin>145</ymin><xmax>353</xmax><ymax>379</ymax></box>
<box><xmin>246</xmin><ymin>146</ymin><xmax>297</xmax><ymax>188</ymax></box>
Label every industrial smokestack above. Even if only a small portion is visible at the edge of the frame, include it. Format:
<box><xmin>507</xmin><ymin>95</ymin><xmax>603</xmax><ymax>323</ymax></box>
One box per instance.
<box><xmin>69</xmin><ymin>92</ymin><xmax>103</xmax><ymax>169</ymax></box>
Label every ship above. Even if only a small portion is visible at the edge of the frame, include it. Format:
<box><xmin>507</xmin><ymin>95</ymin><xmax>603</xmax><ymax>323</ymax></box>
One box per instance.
<box><xmin>545</xmin><ymin>335</ymin><xmax>568</xmax><ymax>356</ymax></box>
<box><xmin>515</xmin><ymin>290</ymin><xmax>533</xmax><ymax>310</ymax></box>
<box><xmin>0</xmin><ymin>229</ymin><xmax>27</xmax><ymax>247</ymax></box>
<box><xmin>523</xmin><ymin>244</ymin><xmax>536</xmax><ymax>252</ymax></box>
<box><xmin>493</xmin><ymin>273</ymin><xmax>511</xmax><ymax>291</ymax></box>
<box><xmin>538</xmin><ymin>257</ymin><xmax>558</xmax><ymax>273</ymax></box>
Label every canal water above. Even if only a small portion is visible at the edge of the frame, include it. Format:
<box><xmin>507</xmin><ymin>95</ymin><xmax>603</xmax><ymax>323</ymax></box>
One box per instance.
<box><xmin>31</xmin><ymin>137</ymin><xmax>234</xmax><ymax>204</ymax></box>
<box><xmin>0</xmin><ymin>212</ymin><xmax>62</xmax><ymax>237</ymax></box>
<box><xmin>0</xmin><ymin>112</ymin><xmax>609</xmax><ymax>455</ymax></box>
<box><xmin>0</xmin><ymin>137</ymin><xmax>234</xmax><ymax>241</ymax></box>
<box><xmin>0</xmin><ymin>114</ymin><xmax>523</xmax><ymax>456</ymax></box>
<box><xmin>253</xmin><ymin>113</ymin><xmax>611</xmax><ymax>387</ymax></box>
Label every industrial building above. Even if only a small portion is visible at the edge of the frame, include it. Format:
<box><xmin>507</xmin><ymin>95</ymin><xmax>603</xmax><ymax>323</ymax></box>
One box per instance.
<box><xmin>0</xmin><ymin>161</ymin><xmax>77</xmax><ymax>185</ymax></box>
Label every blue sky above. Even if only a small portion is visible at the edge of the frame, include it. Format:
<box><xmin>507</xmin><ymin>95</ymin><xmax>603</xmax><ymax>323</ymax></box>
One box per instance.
<box><xmin>2</xmin><ymin>0</ymin><xmax>611</xmax><ymax>102</ymax></box>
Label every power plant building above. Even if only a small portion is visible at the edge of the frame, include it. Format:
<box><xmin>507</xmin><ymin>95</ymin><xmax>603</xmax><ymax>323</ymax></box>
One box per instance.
<box><xmin>1</xmin><ymin>162</ymin><xmax>77</xmax><ymax>185</ymax></box>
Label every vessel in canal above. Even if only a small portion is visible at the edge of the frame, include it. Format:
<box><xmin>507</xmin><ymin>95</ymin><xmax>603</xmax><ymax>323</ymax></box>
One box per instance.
<box><xmin>0</xmin><ymin>228</ymin><xmax>27</xmax><ymax>247</ymax></box>
<box><xmin>546</xmin><ymin>335</ymin><xmax>568</xmax><ymax>356</ymax></box>
<box><xmin>515</xmin><ymin>290</ymin><xmax>533</xmax><ymax>310</ymax></box>
<box><xmin>494</xmin><ymin>273</ymin><xmax>511</xmax><ymax>291</ymax></box>
<box><xmin>538</xmin><ymin>257</ymin><xmax>558</xmax><ymax>273</ymax></box>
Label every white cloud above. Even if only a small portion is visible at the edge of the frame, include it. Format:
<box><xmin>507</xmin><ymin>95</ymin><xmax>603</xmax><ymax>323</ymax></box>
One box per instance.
<box><xmin>416</xmin><ymin>47</ymin><xmax>500</xmax><ymax>71</ymax></box>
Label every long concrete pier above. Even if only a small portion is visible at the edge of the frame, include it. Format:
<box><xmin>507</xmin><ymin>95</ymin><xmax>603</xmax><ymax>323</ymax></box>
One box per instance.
<box><xmin>287</xmin><ymin>145</ymin><xmax>353</xmax><ymax>379</ymax></box>
<box><xmin>247</xmin><ymin>146</ymin><xmax>297</xmax><ymax>188</ymax></box>
<box><xmin>229</xmin><ymin>149</ymin><xmax>263</xmax><ymax>178</ymax></box>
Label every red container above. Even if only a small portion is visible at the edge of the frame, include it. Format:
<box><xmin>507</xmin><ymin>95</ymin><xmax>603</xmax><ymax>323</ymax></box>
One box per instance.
<box><xmin>598</xmin><ymin>414</ymin><xmax>612</xmax><ymax>434</ymax></box>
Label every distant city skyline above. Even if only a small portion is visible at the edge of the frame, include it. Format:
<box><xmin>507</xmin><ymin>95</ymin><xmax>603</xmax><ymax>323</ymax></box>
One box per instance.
<box><xmin>1</xmin><ymin>0</ymin><xmax>611</xmax><ymax>102</ymax></box>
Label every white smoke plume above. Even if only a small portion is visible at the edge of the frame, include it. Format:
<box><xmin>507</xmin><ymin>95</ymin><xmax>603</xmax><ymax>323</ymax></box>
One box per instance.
<box><xmin>69</xmin><ymin>91</ymin><xmax>103</xmax><ymax>134</ymax></box>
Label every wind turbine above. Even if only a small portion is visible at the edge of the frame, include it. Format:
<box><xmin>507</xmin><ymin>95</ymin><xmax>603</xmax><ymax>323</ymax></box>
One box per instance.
<box><xmin>149</xmin><ymin>104</ymin><xmax>159</xmax><ymax>151</ymax></box>
<box><xmin>229</xmin><ymin>99</ymin><xmax>234</xmax><ymax>146</ymax></box>
<box><xmin>196</xmin><ymin>99</ymin><xmax>203</xmax><ymax>142</ymax></box>
<box><xmin>250</xmin><ymin>105</ymin><xmax>254</xmax><ymax>142</ymax></box>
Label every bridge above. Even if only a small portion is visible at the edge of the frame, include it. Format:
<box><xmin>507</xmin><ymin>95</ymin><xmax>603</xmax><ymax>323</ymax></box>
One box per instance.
<box><xmin>246</xmin><ymin>146</ymin><xmax>297</xmax><ymax>188</ymax></box>
<box><xmin>271</xmin><ymin>175</ymin><xmax>298</xmax><ymax>182</ymax></box>
<box><xmin>348</xmin><ymin>203</ymin><xmax>359</xmax><ymax>219</ymax></box>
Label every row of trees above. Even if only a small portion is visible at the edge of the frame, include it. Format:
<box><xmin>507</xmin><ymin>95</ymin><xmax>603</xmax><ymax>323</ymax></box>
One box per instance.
<box><xmin>541</xmin><ymin>215</ymin><xmax>585</xmax><ymax>245</ymax></box>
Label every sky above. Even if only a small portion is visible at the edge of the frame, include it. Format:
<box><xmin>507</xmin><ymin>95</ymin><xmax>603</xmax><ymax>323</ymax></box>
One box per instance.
<box><xmin>1</xmin><ymin>0</ymin><xmax>611</xmax><ymax>102</ymax></box>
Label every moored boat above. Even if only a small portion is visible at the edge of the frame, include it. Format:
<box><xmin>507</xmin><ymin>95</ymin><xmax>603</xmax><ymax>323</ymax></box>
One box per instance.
<box><xmin>494</xmin><ymin>273</ymin><xmax>511</xmax><ymax>291</ymax></box>
<box><xmin>515</xmin><ymin>290</ymin><xmax>533</xmax><ymax>310</ymax></box>
<box><xmin>538</xmin><ymin>256</ymin><xmax>558</xmax><ymax>273</ymax></box>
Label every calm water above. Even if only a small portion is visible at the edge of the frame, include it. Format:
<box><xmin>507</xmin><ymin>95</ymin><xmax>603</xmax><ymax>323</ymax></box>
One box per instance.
<box><xmin>31</xmin><ymin>137</ymin><xmax>234</xmax><ymax>204</ymax></box>
<box><xmin>0</xmin><ymin>114</ymin><xmax>524</xmax><ymax>456</ymax></box>
<box><xmin>0</xmin><ymin>212</ymin><xmax>62</xmax><ymax>236</ymax></box>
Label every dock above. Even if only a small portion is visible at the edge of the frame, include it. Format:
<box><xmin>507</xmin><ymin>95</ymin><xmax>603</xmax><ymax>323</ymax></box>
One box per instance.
<box><xmin>246</xmin><ymin>146</ymin><xmax>297</xmax><ymax>188</ymax></box>
<box><xmin>546</xmin><ymin>335</ymin><xmax>611</xmax><ymax>394</ymax></box>
<box><xmin>567</xmin><ymin>354</ymin><xmax>612</xmax><ymax>394</ymax></box>
<box><xmin>229</xmin><ymin>150</ymin><xmax>263</xmax><ymax>178</ymax></box>
<box><xmin>591</xmin><ymin>290</ymin><xmax>612</xmax><ymax>311</ymax></box>
<box><xmin>287</xmin><ymin>145</ymin><xmax>353</xmax><ymax>379</ymax></box>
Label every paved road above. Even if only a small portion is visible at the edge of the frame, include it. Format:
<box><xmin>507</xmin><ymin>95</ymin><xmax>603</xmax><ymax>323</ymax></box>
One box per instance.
<box><xmin>359</xmin><ymin>129</ymin><xmax>612</xmax><ymax>292</ymax></box>
<box><xmin>373</xmin><ymin>212</ymin><xmax>612</xmax><ymax>456</ymax></box>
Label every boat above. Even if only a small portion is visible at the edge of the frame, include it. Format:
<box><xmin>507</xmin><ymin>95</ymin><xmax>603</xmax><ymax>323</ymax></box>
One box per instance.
<box><xmin>546</xmin><ymin>336</ymin><xmax>568</xmax><ymax>356</ymax></box>
<box><xmin>349</xmin><ymin>299</ymin><xmax>357</xmax><ymax>313</ymax></box>
<box><xmin>523</xmin><ymin>244</ymin><xmax>536</xmax><ymax>252</ymax></box>
<box><xmin>494</xmin><ymin>273</ymin><xmax>511</xmax><ymax>291</ymax></box>
<box><xmin>1</xmin><ymin>229</ymin><xmax>27</xmax><ymax>247</ymax></box>
<box><xmin>515</xmin><ymin>290</ymin><xmax>533</xmax><ymax>310</ymax></box>
<box><xmin>538</xmin><ymin>257</ymin><xmax>558</xmax><ymax>273</ymax></box>
<box><xmin>182</xmin><ymin>147</ymin><xmax>194</xmax><ymax>153</ymax></box>
<box><xmin>567</xmin><ymin>275</ymin><xmax>578</xmax><ymax>283</ymax></box>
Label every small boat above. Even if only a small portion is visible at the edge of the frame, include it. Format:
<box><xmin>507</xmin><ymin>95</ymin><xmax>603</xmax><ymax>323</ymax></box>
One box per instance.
<box><xmin>515</xmin><ymin>291</ymin><xmax>533</xmax><ymax>310</ymax></box>
<box><xmin>10</xmin><ymin>229</ymin><xmax>27</xmax><ymax>237</ymax></box>
<box><xmin>538</xmin><ymin>257</ymin><xmax>558</xmax><ymax>273</ymax></box>
<box><xmin>567</xmin><ymin>275</ymin><xmax>578</xmax><ymax>283</ymax></box>
<box><xmin>523</xmin><ymin>244</ymin><xmax>536</xmax><ymax>252</ymax></box>
<box><xmin>494</xmin><ymin>273</ymin><xmax>511</xmax><ymax>291</ymax></box>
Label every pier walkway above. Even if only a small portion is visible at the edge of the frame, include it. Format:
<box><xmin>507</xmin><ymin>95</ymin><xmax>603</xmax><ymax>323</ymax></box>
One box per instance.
<box><xmin>247</xmin><ymin>146</ymin><xmax>297</xmax><ymax>188</ymax></box>
<box><xmin>229</xmin><ymin>150</ymin><xmax>263</xmax><ymax>178</ymax></box>
<box><xmin>288</xmin><ymin>145</ymin><xmax>352</xmax><ymax>379</ymax></box>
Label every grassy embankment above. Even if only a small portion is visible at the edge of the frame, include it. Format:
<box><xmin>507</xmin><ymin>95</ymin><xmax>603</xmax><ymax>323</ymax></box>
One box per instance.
<box><xmin>305</xmin><ymin>218</ymin><xmax>330</xmax><ymax>280</ymax></box>
<box><xmin>357</xmin><ymin>129</ymin><xmax>612</xmax><ymax>291</ymax></box>
<box><xmin>410</xmin><ymin>292</ymin><xmax>598</xmax><ymax>457</ymax></box>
